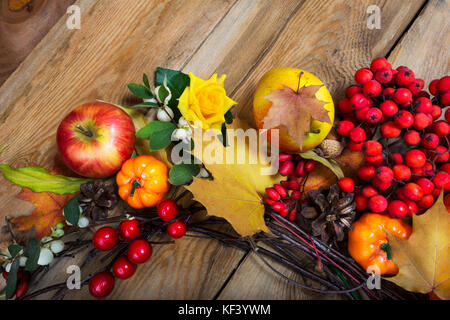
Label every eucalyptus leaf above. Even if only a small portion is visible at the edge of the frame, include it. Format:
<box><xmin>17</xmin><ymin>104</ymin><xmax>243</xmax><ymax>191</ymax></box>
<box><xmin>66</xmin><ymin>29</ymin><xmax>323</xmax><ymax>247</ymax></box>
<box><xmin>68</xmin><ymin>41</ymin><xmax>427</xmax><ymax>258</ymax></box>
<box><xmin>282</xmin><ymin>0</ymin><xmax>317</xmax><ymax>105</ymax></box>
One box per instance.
<box><xmin>300</xmin><ymin>150</ymin><xmax>344</xmax><ymax>179</ymax></box>
<box><xmin>64</xmin><ymin>196</ymin><xmax>80</xmax><ymax>226</ymax></box>
<box><xmin>225</xmin><ymin>110</ymin><xmax>233</xmax><ymax>124</ymax></box>
<box><xmin>143</xmin><ymin>73</ymin><xmax>150</xmax><ymax>89</ymax></box>
<box><xmin>0</xmin><ymin>165</ymin><xmax>91</xmax><ymax>195</ymax></box>
<box><xmin>130</xmin><ymin>102</ymin><xmax>159</xmax><ymax>108</ymax></box>
<box><xmin>218</xmin><ymin>123</ymin><xmax>228</xmax><ymax>147</ymax></box>
<box><xmin>128</xmin><ymin>83</ymin><xmax>153</xmax><ymax>99</ymax></box>
<box><xmin>5</xmin><ymin>258</ymin><xmax>19</xmax><ymax>299</ymax></box>
<box><xmin>169</xmin><ymin>163</ymin><xmax>201</xmax><ymax>185</ymax></box>
<box><xmin>7</xmin><ymin>244</ymin><xmax>23</xmax><ymax>258</ymax></box>
<box><xmin>24</xmin><ymin>239</ymin><xmax>40</xmax><ymax>271</ymax></box>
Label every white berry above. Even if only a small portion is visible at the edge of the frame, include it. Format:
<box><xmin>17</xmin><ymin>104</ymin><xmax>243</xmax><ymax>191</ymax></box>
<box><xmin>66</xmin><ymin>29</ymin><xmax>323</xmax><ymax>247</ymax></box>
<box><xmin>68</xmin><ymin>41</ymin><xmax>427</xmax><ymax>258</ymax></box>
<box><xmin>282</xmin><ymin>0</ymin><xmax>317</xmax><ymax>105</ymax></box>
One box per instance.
<box><xmin>50</xmin><ymin>240</ymin><xmax>65</xmax><ymax>254</ymax></box>
<box><xmin>157</xmin><ymin>107</ymin><xmax>174</xmax><ymax>122</ymax></box>
<box><xmin>37</xmin><ymin>248</ymin><xmax>54</xmax><ymax>266</ymax></box>
<box><xmin>5</xmin><ymin>262</ymin><xmax>12</xmax><ymax>272</ymax></box>
<box><xmin>19</xmin><ymin>256</ymin><xmax>28</xmax><ymax>267</ymax></box>
<box><xmin>77</xmin><ymin>216</ymin><xmax>90</xmax><ymax>228</ymax></box>
<box><xmin>178</xmin><ymin>117</ymin><xmax>189</xmax><ymax>127</ymax></box>
<box><xmin>197</xmin><ymin>168</ymin><xmax>209</xmax><ymax>178</ymax></box>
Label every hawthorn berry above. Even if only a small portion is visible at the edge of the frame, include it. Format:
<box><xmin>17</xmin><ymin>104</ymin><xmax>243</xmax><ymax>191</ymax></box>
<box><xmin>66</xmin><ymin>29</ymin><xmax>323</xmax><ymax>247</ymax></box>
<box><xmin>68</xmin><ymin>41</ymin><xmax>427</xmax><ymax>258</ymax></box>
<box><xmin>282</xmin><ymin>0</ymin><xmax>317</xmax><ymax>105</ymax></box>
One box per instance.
<box><xmin>417</xmin><ymin>194</ymin><xmax>435</xmax><ymax>209</ymax></box>
<box><xmin>355</xmin><ymin>68</ymin><xmax>373</xmax><ymax>85</ymax></box>
<box><xmin>363</xmin><ymin>80</ymin><xmax>382</xmax><ymax>98</ymax></box>
<box><xmin>362</xmin><ymin>185</ymin><xmax>378</xmax><ymax>198</ymax></box>
<box><xmin>404</xmin><ymin>130</ymin><xmax>421</xmax><ymax>145</ymax></box>
<box><xmin>414</xmin><ymin>97</ymin><xmax>433</xmax><ymax>114</ymax></box>
<box><xmin>432</xmin><ymin>171</ymin><xmax>450</xmax><ymax>191</ymax></box>
<box><xmin>365</xmin><ymin>108</ymin><xmax>383</xmax><ymax>124</ymax></box>
<box><xmin>405</xmin><ymin>149</ymin><xmax>426</xmax><ymax>168</ymax></box>
<box><xmin>368</xmin><ymin>195</ymin><xmax>388</xmax><ymax>213</ymax></box>
<box><xmin>431</xmin><ymin>105</ymin><xmax>442</xmax><ymax>119</ymax></box>
<box><xmin>388</xmin><ymin>200</ymin><xmax>408</xmax><ymax>218</ymax></box>
<box><xmin>372</xmin><ymin>178</ymin><xmax>392</xmax><ymax>191</ymax></box>
<box><xmin>338</xmin><ymin>98</ymin><xmax>353</xmax><ymax>114</ymax></box>
<box><xmin>93</xmin><ymin>227</ymin><xmax>119</xmax><ymax>251</ymax></box>
<box><xmin>349</xmin><ymin>127</ymin><xmax>366</xmax><ymax>143</ymax></box>
<box><xmin>336</xmin><ymin>120</ymin><xmax>355</xmax><ymax>136</ymax></box>
<box><xmin>381</xmin><ymin>121</ymin><xmax>401</xmax><ymax>138</ymax></box>
<box><xmin>374</xmin><ymin>68</ymin><xmax>393</xmax><ymax>84</ymax></box>
<box><xmin>440</xmin><ymin>163</ymin><xmax>450</xmax><ymax>175</ymax></box>
<box><xmin>355</xmin><ymin>195</ymin><xmax>368</xmax><ymax>211</ymax></box>
<box><xmin>433</xmin><ymin>146</ymin><xmax>449</xmax><ymax>163</ymax></box>
<box><xmin>167</xmin><ymin>221</ymin><xmax>187</xmax><ymax>239</ymax></box>
<box><xmin>127</xmin><ymin>239</ymin><xmax>152</xmax><ymax>264</ymax></box>
<box><xmin>421</xmin><ymin>133</ymin><xmax>440</xmax><ymax>150</ymax></box>
<box><xmin>437</xmin><ymin>76</ymin><xmax>450</xmax><ymax>92</ymax></box>
<box><xmin>413</xmin><ymin>112</ymin><xmax>432</xmax><ymax>130</ymax></box>
<box><xmin>432</xmin><ymin>120</ymin><xmax>450</xmax><ymax>137</ymax></box>
<box><xmin>391</xmin><ymin>153</ymin><xmax>403</xmax><ymax>164</ymax></box>
<box><xmin>365</xmin><ymin>154</ymin><xmax>384</xmax><ymax>166</ymax></box>
<box><xmin>382</xmin><ymin>88</ymin><xmax>396</xmax><ymax>100</ymax></box>
<box><xmin>362</xmin><ymin>140</ymin><xmax>382</xmax><ymax>156</ymax></box>
<box><xmin>395</xmin><ymin>68</ymin><xmax>414</xmax><ymax>86</ymax></box>
<box><xmin>118</xmin><ymin>219</ymin><xmax>141</xmax><ymax>241</ymax></box>
<box><xmin>355</xmin><ymin>107</ymin><xmax>369</xmax><ymax>121</ymax></box>
<box><xmin>357</xmin><ymin>165</ymin><xmax>375</xmax><ymax>180</ymax></box>
<box><xmin>416</xmin><ymin>178</ymin><xmax>434</xmax><ymax>195</ymax></box>
<box><xmin>394</xmin><ymin>110</ymin><xmax>414</xmax><ymax>128</ymax></box>
<box><xmin>406</xmin><ymin>200</ymin><xmax>418</xmax><ymax>217</ymax></box>
<box><xmin>350</xmin><ymin>93</ymin><xmax>369</xmax><ymax>110</ymax></box>
<box><xmin>393</xmin><ymin>164</ymin><xmax>411</xmax><ymax>181</ymax></box>
<box><xmin>408</xmin><ymin>78</ymin><xmax>424</xmax><ymax>95</ymax></box>
<box><xmin>445</xmin><ymin>108</ymin><xmax>450</xmax><ymax>123</ymax></box>
<box><xmin>429</xmin><ymin>79</ymin><xmax>439</xmax><ymax>95</ymax></box>
<box><xmin>440</xmin><ymin>92</ymin><xmax>450</xmax><ymax>106</ymax></box>
<box><xmin>112</xmin><ymin>256</ymin><xmax>137</xmax><ymax>280</ymax></box>
<box><xmin>403</xmin><ymin>183</ymin><xmax>424</xmax><ymax>201</ymax></box>
<box><xmin>337</xmin><ymin>177</ymin><xmax>355</xmax><ymax>193</ymax></box>
<box><xmin>393</xmin><ymin>88</ymin><xmax>412</xmax><ymax>105</ymax></box>
<box><xmin>346</xmin><ymin>85</ymin><xmax>362</xmax><ymax>98</ymax></box>
<box><xmin>370</xmin><ymin>58</ymin><xmax>390</xmax><ymax>73</ymax></box>
<box><xmin>375</xmin><ymin>166</ymin><xmax>394</xmax><ymax>183</ymax></box>
<box><xmin>89</xmin><ymin>272</ymin><xmax>115</xmax><ymax>299</ymax></box>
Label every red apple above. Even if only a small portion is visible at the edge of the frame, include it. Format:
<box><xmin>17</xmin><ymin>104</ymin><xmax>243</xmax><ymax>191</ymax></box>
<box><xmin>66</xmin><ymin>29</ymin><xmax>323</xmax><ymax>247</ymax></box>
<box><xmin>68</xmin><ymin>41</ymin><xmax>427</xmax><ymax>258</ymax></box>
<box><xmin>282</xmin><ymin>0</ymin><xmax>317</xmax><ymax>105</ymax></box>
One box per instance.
<box><xmin>57</xmin><ymin>102</ymin><xmax>135</xmax><ymax>178</ymax></box>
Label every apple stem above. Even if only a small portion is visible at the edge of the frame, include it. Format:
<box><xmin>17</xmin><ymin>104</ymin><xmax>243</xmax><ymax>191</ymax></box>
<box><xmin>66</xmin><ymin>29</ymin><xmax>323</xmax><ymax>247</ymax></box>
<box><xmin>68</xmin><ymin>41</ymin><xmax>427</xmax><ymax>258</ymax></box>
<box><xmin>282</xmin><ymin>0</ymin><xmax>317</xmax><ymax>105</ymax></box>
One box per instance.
<box><xmin>76</xmin><ymin>125</ymin><xmax>94</xmax><ymax>138</ymax></box>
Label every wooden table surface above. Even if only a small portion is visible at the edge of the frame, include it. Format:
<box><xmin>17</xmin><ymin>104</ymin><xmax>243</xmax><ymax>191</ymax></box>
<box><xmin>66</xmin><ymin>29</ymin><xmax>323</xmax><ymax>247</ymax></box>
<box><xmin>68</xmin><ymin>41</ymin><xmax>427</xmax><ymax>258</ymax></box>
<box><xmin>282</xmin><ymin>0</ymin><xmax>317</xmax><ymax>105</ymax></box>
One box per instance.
<box><xmin>0</xmin><ymin>0</ymin><xmax>448</xmax><ymax>299</ymax></box>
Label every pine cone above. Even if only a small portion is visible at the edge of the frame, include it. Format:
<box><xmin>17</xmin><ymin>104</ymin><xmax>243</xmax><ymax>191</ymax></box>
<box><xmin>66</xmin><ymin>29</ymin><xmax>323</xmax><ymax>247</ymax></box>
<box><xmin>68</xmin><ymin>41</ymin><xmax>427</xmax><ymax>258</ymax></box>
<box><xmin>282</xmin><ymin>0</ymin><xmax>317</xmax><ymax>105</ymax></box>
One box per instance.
<box><xmin>300</xmin><ymin>184</ymin><xmax>355</xmax><ymax>244</ymax></box>
<box><xmin>79</xmin><ymin>180</ymin><xmax>118</xmax><ymax>221</ymax></box>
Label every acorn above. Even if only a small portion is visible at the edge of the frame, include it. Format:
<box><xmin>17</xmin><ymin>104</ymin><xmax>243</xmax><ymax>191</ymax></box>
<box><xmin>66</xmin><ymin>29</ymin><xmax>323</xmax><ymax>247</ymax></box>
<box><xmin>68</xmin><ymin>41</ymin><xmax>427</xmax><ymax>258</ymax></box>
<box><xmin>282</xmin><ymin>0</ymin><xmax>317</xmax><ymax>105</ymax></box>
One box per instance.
<box><xmin>318</xmin><ymin>139</ymin><xmax>344</xmax><ymax>158</ymax></box>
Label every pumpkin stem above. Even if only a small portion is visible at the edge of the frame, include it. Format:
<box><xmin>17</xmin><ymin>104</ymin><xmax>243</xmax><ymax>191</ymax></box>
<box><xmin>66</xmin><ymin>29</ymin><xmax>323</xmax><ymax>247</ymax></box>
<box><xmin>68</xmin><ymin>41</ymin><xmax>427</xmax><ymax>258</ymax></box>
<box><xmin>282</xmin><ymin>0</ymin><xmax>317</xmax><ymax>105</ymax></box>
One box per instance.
<box><xmin>130</xmin><ymin>179</ymin><xmax>140</xmax><ymax>197</ymax></box>
<box><xmin>381</xmin><ymin>243</ymin><xmax>392</xmax><ymax>260</ymax></box>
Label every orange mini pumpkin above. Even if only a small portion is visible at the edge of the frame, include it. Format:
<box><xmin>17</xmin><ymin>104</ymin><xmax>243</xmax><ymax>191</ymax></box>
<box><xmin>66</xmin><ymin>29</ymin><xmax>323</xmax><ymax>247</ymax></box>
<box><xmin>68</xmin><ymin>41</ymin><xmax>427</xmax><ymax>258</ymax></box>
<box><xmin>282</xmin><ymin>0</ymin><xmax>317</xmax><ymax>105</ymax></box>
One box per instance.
<box><xmin>116</xmin><ymin>156</ymin><xmax>169</xmax><ymax>209</ymax></box>
<box><xmin>348</xmin><ymin>213</ymin><xmax>412</xmax><ymax>275</ymax></box>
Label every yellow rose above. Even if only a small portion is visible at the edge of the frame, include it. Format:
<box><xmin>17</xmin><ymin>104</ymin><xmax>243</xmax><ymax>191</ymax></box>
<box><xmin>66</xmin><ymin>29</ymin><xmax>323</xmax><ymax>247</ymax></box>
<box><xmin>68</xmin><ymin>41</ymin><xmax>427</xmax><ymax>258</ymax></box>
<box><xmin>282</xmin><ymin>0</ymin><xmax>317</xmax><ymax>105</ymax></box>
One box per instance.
<box><xmin>178</xmin><ymin>73</ymin><xmax>237</xmax><ymax>131</ymax></box>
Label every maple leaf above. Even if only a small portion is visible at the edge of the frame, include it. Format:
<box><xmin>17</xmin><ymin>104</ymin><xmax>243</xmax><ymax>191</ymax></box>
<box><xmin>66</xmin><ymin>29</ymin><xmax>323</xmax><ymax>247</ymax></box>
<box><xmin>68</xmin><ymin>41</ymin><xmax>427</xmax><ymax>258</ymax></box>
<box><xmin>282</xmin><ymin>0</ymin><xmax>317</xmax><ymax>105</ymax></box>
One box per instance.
<box><xmin>262</xmin><ymin>72</ymin><xmax>331</xmax><ymax>150</ymax></box>
<box><xmin>185</xmin><ymin>119</ymin><xmax>282</xmax><ymax>236</ymax></box>
<box><xmin>386</xmin><ymin>193</ymin><xmax>450</xmax><ymax>299</ymax></box>
<box><xmin>10</xmin><ymin>161</ymin><xmax>76</xmax><ymax>240</ymax></box>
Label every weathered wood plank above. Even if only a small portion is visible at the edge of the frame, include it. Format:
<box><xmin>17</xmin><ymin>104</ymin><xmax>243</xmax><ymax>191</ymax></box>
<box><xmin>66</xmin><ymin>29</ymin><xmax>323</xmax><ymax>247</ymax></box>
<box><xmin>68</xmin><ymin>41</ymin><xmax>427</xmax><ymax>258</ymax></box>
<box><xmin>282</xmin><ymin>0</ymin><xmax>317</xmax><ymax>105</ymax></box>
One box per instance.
<box><xmin>217</xmin><ymin>0</ymin><xmax>428</xmax><ymax>300</ymax></box>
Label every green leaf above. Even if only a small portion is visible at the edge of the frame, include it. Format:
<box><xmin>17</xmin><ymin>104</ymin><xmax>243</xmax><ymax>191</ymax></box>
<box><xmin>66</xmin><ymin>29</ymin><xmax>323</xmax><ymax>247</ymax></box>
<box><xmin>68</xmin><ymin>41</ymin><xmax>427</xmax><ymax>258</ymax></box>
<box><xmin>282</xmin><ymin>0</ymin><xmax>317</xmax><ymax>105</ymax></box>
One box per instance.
<box><xmin>63</xmin><ymin>196</ymin><xmax>80</xmax><ymax>226</ymax></box>
<box><xmin>0</xmin><ymin>165</ymin><xmax>91</xmax><ymax>195</ymax></box>
<box><xmin>299</xmin><ymin>150</ymin><xmax>344</xmax><ymax>179</ymax></box>
<box><xmin>5</xmin><ymin>258</ymin><xmax>19</xmax><ymax>299</ymax></box>
<box><xmin>143</xmin><ymin>73</ymin><xmax>150</xmax><ymax>89</ymax></box>
<box><xmin>225</xmin><ymin>110</ymin><xmax>233</xmax><ymax>124</ymax></box>
<box><xmin>155</xmin><ymin>68</ymin><xmax>190</xmax><ymax>119</ymax></box>
<box><xmin>24</xmin><ymin>239</ymin><xmax>40</xmax><ymax>271</ymax></box>
<box><xmin>136</xmin><ymin>121</ymin><xmax>176</xmax><ymax>151</ymax></box>
<box><xmin>169</xmin><ymin>163</ymin><xmax>201</xmax><ymax>185</ymax></box>
<box><xmin>8</xmin><ymin>244</ymin><xmax>23</xmax><ymax>258</ymax></box>
<box><xmin>130</xmin><ymin>102</ymin><xmax>159</xmax><ymax>108</ymax></box>
<box><xmin>128</xmin><ymin>83</ymin><xmax>153</xmax><ymax>99</ymax></box>
<box><xmin>218</xmin><ymin>123</ymin><xmax>228</xmax><ymax>147</ymax></box>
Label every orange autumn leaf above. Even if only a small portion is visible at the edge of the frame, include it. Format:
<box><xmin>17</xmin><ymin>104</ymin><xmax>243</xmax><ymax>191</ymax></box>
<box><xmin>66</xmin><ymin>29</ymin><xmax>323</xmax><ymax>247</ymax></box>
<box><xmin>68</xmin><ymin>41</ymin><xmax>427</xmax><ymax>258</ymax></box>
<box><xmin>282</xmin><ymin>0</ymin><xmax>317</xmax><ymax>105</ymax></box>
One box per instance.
<box><xmin>11</xmin><ymin>161</ymin><xmax>77</xmax><ymax>240</ymax></box>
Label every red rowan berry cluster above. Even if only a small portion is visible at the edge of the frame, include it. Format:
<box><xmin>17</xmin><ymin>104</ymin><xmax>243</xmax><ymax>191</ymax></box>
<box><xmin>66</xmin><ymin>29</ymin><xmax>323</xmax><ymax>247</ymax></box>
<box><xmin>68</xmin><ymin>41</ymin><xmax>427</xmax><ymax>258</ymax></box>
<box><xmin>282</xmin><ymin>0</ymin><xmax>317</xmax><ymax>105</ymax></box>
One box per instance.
<box><xmin>336</xmin><ymin>57</ymin><xmax>450</xmax><ymax>218</ymax></box>
<box><xmin>264</xmin><ymin>154</ymin><xmax>317</xmax><ymax>221</ymax></box>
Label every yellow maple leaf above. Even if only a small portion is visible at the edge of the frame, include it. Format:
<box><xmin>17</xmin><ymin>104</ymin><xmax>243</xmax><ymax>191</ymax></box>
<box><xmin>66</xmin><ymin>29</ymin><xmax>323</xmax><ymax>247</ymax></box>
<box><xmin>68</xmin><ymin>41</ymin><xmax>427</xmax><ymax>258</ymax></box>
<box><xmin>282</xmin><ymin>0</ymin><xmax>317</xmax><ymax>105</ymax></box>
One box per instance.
<box><xmin>185</xmin><ymin>119</ymin><xmax>282</xmax><ymax>236</ymax></box>
<box><xmin>387</xmin><ymin>193</ymin><xmax>450</xmax><ymax>299</ymax></box>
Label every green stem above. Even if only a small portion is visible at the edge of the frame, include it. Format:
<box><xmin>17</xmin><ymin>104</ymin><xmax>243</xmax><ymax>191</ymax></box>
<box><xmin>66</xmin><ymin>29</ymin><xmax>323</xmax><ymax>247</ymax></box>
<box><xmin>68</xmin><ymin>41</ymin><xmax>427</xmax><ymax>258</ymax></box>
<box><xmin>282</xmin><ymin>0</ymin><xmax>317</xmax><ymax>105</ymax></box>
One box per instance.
<box><xmin>130</xmin><ymin>179</ymin><xmax>140</xmax><ymax>197</ymax></box>
<box><xmin>381</xmin><ymin>243</ymin><xmax>392</xmax><ymax>260</ymax></box>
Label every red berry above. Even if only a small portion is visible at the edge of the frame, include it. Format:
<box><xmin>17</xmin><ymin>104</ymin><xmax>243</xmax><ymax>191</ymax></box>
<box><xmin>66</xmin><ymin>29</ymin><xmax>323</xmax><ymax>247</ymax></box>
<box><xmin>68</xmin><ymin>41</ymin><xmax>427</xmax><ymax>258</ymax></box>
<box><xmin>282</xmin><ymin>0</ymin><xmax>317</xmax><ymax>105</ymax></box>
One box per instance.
<box><xmin>167</xmin><ymin>221</ymin><xmax>187</xmax><ymax>239</ymax></box>
<box><xmin>432</xmin><ymin>120</ymin><xmax>450</xmax><ymax>137</ymax></box>
<box><xmin>355</xmin><ymin>195</ymin><xmax>368</xmax><ymax>211</ymax></box>
<box><xmin>288</xmin><ymin>209</ymin><xmax>297</xmax><ymax>222</ymax></box>
<box><xmin>15</xmin><ymin>279</ymin><xmax>29</xmax><ymax>299</ymax></box>
<box><xmin>414</xmin><ymin>97</ymin><xmax>433</xmax><ymax>114</ymax></box>
<box><xmin>405</xmin><ymin>149</ymin><xmax>426</xmax><ymax>168</ymax></box>
<box><xmin>432</xmin><ymin>171</ymin><xmax>450</xmax><ymax>190</ymax></box>
<box><xmin>355</xmin><ymin>107</ymin><xmax>369</xmax><ymax>122</ymax></box>
<box><xmin>362</xmin><ymin>186</ymin><xmax>378</xmax><ymax>198</ymax></box>
<box><xmin>429</xmin><ymin>79</ymin><xmax>440</xmax><ymax>95</ymax></box>
<box><xmin>346</xmin><ymin>85</ymin><xmax>362</xmax><ymax>98</ymax></box>
<box><xmin>362</xmin><ymin>140</ymin><xmax>382</xmax><ymax>156</ymax></box>
<box><xmin>118</xmin><ymin>219</ymin><xmax>141</xmax><ymax>241</ymax></box>
<box><xmin>337</xmin><ymin>177</ymin><xmax>355</xmax><ymax>193</ymax></box>
<box><xmin>404</xmin><ymin>130</ymin><xmax>421</xmax><ymax>145</ymax></box>
<box><xmin>391</xmin><ymin>153</ymin><xmax>403</xmax><ymax>164</ymax></box>
<box><xmin>112</xmin><ymin>256</ymin><xmax>137</xmax><ymax>280</ymax></box>
<box><xmin>89</xmin><ymin>272</ymin><xmax>115</xmax><ymax>298</ymax></box>
<box><xmin>363</xmin><ymin>80</ymin><xmax>382</xmax><ymax>98</ymax></box>
<box><xmin>336</xmin><ymin>120</ymin><xmax>355</xmax><ymax>136</ymax></box>
<box><xmin>338</xmin><ymin>98</ymin><xmax>353</xmax><ymax>114</ymax></box>
<box><xmin>437</xmin><ymin>76</ymin><xmax>450</xmax><ymax>93</ymax></box>
<box><xmin>440</xmin><ymin>163</ymin><xmax>450</xmax><ymax>175</ymax></box>
<box><xmin>440</xmin><ymin>91</ymin><xmax>450</xmax><ymax>106</ymax></box>
<box><xmin>431</xmin><ymin>105</ymin><xmax>442</xmax><ymax>120</ymax></box>
<box><xmin>394</xmin><ymin>110</ymin><xmax>414</xmax><ymax>128</ymax></box>
<box><xmin>408</xmin><ymin>78</ymin><xmax>424</xmax><ymax>95</ymax></box>
<box><xmin>355</xmin><ymin>68</ymin><xmax>373</xmax><ymax>85</ymax></box>
<box><xmin>279</xmin><ymin>160</ymin><xmax>294</xmax><ymax>176</ymax></box>
<box><xmin>434</xmin><ymin>146</ymin><xmax>449</xmax><ymax>163</ymax></box>
<box><xmin>445</xmin><ymin>109</ymin><xmax>450</xmax><ymax>123</ymax></box>
<box><xmin>413</xmin><ymin>112</ymin><xmax>432</xmax><ymax>130</ymax></box>
<box><xmin>405</xmin><ymin>200</ymin><xmax>418</xmax><ymax>217</ymax></box>
<box><xmin>388</xmin><ymin>200</ymin><xmax>408</xmax><ymax>218</ymax></box>
<box><xmin>393</xmin><ymin>88</ymin><xmax>412</xmax><ymax>104</ymax></box>
<box><xmin>421</xmin><ymin>133</ymin><xmax>440</xmax><ymax>150</ymax></box>
<box><xmin>127</xmin><ymin>239</ymin><xmax>152</xmax><ymax>264</ymax></box>
<box><xmin>265</xmin><ymin>187</ymin><xmax>280</xmax><ymax>201</ymax></box>
<box><xmin>370</xmin><ymin>58</ymin><xmax>390</xmax><ymax>73</ymax></box>
<box><xmin>403</xmin><ymin>183</ymin><xmax>424</xmax><ymax>201</ymax></box>
<box><xmin>393</xmin><ymin>164</ymin><xmax>411</xmax><ymax>181</ymax></box>
<box><xmin>365</xmin><ymin>154</ymin><xmax>384</xmax><ymax>166</ymax></box>
<box><xmin>373</xmin><ymin>178</ymin><xmax>392</xmax><ymax>191</ymax></box>
<box><xmin>279</xmin><ymin>208</ymin><xmax>289</xmax><ymax>217</ymax></box>
<box><xmin>350</xmin><ymin>93</ymin><xmax>369</xmax><ymax>110</ymax></box>
<box><xmin>368</xmin><ymin>195</ymin><xmax>388</xmax><ymax>213</ymax></box>
<box><xmin>382</xmin><ymin>87</ymin><xmax>396</xmax><ymax>100</ymax></box>
<box><xmin>349</xmin><ymin>141</ymin><xmax>363</xmax><ymax>151</ymax></box>
<box><xmin>381</xmin><ymin>121</ymin><xmax>401</xmax><ymax>139</ymax></box>
<box><xmin>304</xmin><ymin>160</ymin><xmax>316</xmax><ymax>173</ymax></box>
<box><xmin>424</xmin><ymin>162</ymin><xmax>434</xmax><ymax>177</ymax></box>
<box><xmin>274</xmin><ymin>184</ymin><xmax>287</xmax><ymax>198</ymax></box>
<box><xmin>375</xmin><ymin>166</ymin><xmax>394</xmax><ymax>183</ymax></box>
<box><xmin>379</xmin><ymin>100</ymin><xmax>398</xmax><ymax>118</ymax></box>
<box><xmin>349</xmin><ymin>127</ymin><xmax>366</xmax><ymax>143</ymax></box>
<box><xmin>365</xmin><ymin>108</ymin><xmax>383</xmax><ymax>124</ymax></box>
<box><xmin>291</xmin><ymin>191</ymin><xmax>301</xmax><ymax>200</ymax></box>
<box><xmin>374</xmin><ymin>68</ymin><xmax>393</xmax><ymax>84</ymax></box>
<box><xmin>272</xmin><ymin>201</ymin><xmax>287</xmax><ymax>212</ymax></box>
<box><xmin>278</xmin><ymin>154</ymin><xmax>293</xmax><ymax>162</ymax></box>
<box><xmin>157</xmin><ymin>199</ymin><xmax>179</xmax><ymax>222</ymax></box>
<box><xmin>395</xmin><ymin>68</ymin><xmax>414</xmax><ymax>86</ymax></box>
<box><xmin>93</xmin><ymin>227</ymin><xmax>119</xmax><ymax>251</ymax></box>
<box><xmin>416</xmin><ymin>178</ymin><xmax>434</xmax><ymax>195</ymax></box>
<box><xmin>358</xmin><ymin>166</ymin><xmax>375</xmax><ymax>181</ymax></box>
<box><xmin>417</xmin><ymin>194</ymin><xmax>434</xmax><ymax>209</ymax></box>
<box><xmin>264</xmin><ymin>198</ymin><xmax>275</xmax><ymax>206</ymax></box>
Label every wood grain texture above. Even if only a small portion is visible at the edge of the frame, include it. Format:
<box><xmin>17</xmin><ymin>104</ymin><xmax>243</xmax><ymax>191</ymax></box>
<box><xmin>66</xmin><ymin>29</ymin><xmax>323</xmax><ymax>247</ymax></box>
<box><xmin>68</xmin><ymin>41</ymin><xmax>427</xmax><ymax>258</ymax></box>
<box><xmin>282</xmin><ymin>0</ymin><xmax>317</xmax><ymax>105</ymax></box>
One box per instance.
<box><xmin>0</xmin><ymin>0</ymin><xmax>76</xmax><ymax>85</ymax></box>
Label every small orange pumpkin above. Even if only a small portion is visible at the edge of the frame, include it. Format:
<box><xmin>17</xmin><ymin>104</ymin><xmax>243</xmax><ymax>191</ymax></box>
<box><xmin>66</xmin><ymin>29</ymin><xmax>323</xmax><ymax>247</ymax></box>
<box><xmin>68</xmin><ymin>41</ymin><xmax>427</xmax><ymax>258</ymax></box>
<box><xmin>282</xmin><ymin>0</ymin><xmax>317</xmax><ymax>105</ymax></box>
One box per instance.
<box><xmin>116</xmin><ymin>156</ymin><xmax>169</xmax><ymax>209</ymax></box>
<box><xmin>348</xmin><ymin>213</ymin><xmax>412</xmax><ymax>275</ymax></box>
